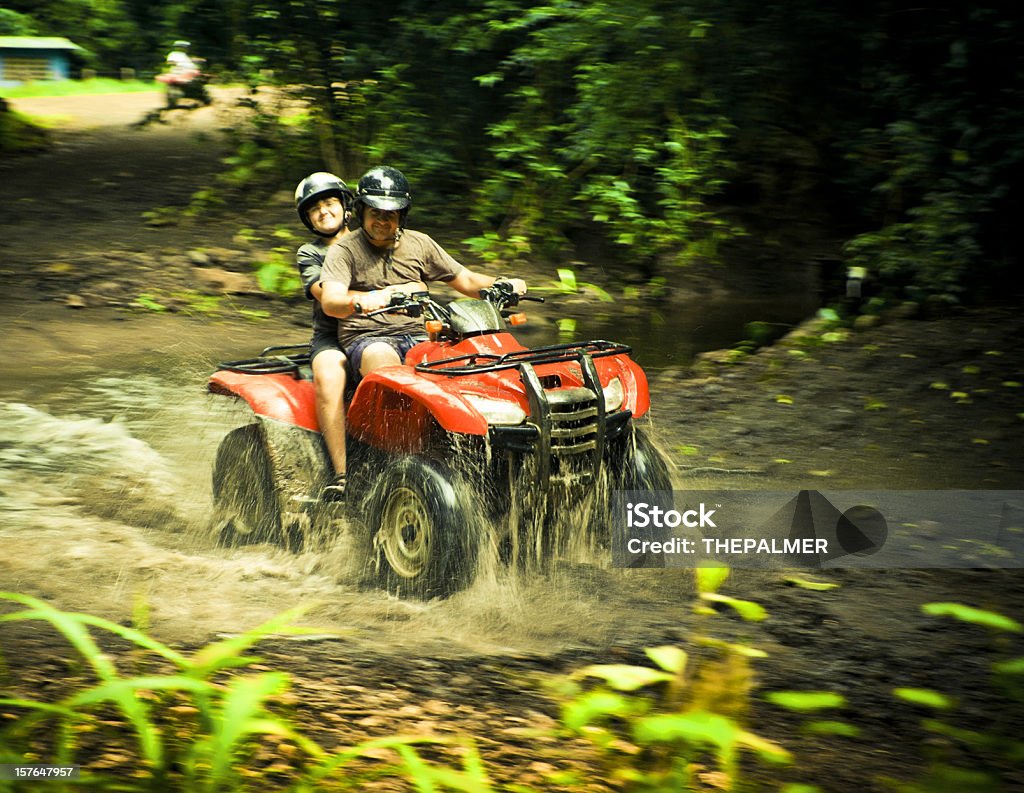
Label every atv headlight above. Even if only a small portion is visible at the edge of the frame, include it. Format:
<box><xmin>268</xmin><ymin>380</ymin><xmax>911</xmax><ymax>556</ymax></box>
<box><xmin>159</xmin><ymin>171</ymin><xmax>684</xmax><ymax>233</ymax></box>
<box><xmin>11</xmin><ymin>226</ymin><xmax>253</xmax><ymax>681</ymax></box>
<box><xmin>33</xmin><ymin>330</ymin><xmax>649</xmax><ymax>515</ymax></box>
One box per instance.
<box><xmin>462</xmin><ymin>394</ymin><xmax>527</xmax><ymax>425</ymax></box>
<box><xmin>602</xmin><ymin>377</ymin><xmax>625</xmax><ymax>411</ymax></box>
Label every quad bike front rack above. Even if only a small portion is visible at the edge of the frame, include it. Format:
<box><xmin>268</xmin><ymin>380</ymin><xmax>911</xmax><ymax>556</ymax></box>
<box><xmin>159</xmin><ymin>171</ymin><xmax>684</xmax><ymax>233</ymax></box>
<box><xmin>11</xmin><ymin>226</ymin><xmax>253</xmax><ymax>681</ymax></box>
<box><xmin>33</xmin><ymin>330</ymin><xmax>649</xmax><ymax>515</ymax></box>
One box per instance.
<box><xmin>492</xmin><ymin>346</ymin><xmax>634</xmax><ymax>490</ymax></box>
<box><xmin>413</xmin><ymin>339</ymin><xmax>632</xmax><ymax>376</ymax></box>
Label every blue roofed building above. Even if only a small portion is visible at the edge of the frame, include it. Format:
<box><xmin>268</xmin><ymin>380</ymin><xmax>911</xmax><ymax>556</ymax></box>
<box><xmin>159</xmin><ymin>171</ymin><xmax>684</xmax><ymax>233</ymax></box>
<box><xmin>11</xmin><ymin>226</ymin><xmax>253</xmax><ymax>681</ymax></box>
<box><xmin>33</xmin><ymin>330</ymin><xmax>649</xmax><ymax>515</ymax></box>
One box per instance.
<box><xmin>0</xmin><ymin>37</ymin><xmax>84</xmax><ymax>87</ymax></box>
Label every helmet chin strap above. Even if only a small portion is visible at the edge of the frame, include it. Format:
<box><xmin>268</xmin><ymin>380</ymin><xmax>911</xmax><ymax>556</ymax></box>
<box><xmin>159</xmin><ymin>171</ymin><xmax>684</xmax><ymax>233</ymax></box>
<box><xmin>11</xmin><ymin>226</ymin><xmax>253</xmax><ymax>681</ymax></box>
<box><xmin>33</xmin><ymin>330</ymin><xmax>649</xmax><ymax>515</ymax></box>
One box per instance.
<box><xmin>382</xmin><ymin>228</ymin><xmax>403</xmax><ymax>267</ymax></box>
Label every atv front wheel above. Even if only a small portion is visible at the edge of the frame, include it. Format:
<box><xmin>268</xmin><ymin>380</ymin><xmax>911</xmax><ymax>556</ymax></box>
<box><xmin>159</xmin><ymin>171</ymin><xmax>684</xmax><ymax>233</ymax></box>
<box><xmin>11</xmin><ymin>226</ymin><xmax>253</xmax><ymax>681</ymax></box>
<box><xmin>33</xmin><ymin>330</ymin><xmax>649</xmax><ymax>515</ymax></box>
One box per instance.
<box><xmin>212</xmin><ymin>424</ymin><xmax>283</xmax><ymax>547</ymax></box>
<box><xmin>368</xmin><ymin>456</ymin><xmax>480</xmax><ymax>599</ymax></box>
<box><xmin>609</xmin><ymin>427</ymin><xmax>674</xmax><ymax>567</ymax></box>
<box><xmin>619</xmin><ymin>427</ymin><xmax>673</xmax><ymax>493</ymax></box>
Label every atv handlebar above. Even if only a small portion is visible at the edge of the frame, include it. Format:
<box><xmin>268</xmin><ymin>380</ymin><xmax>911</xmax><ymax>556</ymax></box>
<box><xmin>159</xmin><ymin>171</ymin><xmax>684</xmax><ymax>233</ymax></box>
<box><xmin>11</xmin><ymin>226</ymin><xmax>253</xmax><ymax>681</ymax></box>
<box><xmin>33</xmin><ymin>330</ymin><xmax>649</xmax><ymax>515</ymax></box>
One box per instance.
<box><xmin>355</xmin><ymin>284</ymin><xmax>540</xmax><ymax>340</ymax></box>
<box><xmin>356</xmin><ymin>282</ymin><xmax>540</xmax><ymax>319</ymax></box>
<box><xmin>357</xmin><ymin>291</ymin><xmax>429</xmax><ymax>318</ymax></box>
<box><xmin>479</xmin><ymin>279</ymin><xmax>544</xmax><ymax>307</ymax></box>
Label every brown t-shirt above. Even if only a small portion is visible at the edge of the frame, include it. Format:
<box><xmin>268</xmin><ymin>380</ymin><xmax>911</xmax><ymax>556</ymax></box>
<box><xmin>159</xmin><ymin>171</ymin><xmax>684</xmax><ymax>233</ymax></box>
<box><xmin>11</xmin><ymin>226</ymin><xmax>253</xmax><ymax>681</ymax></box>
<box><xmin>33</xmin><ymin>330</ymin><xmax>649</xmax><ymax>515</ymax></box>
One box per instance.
<box><xmin>321</xmin><ymin>228</ymin><xmax>465</xmax><ymax>346</ymax></box>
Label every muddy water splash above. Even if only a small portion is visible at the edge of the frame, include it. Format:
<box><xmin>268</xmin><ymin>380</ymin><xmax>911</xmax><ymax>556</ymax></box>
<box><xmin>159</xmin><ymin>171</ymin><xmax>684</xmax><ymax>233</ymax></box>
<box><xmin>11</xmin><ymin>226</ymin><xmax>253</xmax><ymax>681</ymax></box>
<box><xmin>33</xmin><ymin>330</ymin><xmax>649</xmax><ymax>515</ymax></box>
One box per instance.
<box><xmin>0</xmin><ymin>374</ymin><xmax>692</xmax><ymax>655</ymax></box>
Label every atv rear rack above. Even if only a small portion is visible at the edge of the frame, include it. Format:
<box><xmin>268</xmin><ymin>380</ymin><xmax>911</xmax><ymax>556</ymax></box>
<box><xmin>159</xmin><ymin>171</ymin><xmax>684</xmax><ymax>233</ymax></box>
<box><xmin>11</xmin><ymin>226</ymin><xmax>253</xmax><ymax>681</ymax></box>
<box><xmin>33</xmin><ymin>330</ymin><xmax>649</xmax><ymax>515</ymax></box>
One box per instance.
<box><xmin>414</xmin><ymin>339</ymin><xmax>632</xmax><ymax>376</ymax></box>
<box><xmin>217</xmin><ymin>344</ymin><xmax>312</xmax><ymax>376</ymax></box>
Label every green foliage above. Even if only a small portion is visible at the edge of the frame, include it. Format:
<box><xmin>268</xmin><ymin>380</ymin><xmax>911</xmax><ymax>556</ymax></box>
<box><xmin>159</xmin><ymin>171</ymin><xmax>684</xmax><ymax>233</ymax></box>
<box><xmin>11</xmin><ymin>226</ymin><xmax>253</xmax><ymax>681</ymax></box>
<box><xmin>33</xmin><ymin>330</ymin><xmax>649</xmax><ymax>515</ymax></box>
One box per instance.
<box><xmin>212</xmin><ymin>102</ymin><xmax>316</xmax><ymax>196</ymax></box>
<box><xmin>462</xmin><ymin>231</ymin><xmax>533</xmax><ymax>267</ymax></box>
<box><xmin>765</xmin><ymin>691</ymin><xmax>846</xmax><ymax>712</ymax></box>
<box><xmin>843</xmin><ymin>188</ymin><xmax>981</xmax><ymax>301</ymax></box>
<box><xmin>782</xmin><ymin>576</ymin><xmax>838</xmax><ymax>592</ymax></box>
<box><xmin>0</xmin><ymin>592</ymin><xmax>321</xmax><ymax>788</ymax></box>
<box><xmin>884</xmin><ymin>603</ymin><xmax>1024</xmax><ymax>792</ymax></box>
<box><xmin>0</xmin><ymin>106</ymin><xmax>48</xmax><ymax>154</ymax></box>
<box><xmin>892</xmin><ymin>688</ymin><xmax>954</xmax><ymax>710</ymax></box>
<box><xmin>2</xmin><ymin>0</ymin><xmax>166</xmax><ymax>72</ymax></box>
<box><xmin>528</xmin><ymin>267</ymin><xmax>613</xmax><ymax>302</ymax></box>
<box><xmin>135</xmin><ymin>293</ymin><xmax>167</xmax><ymax>312</ymax></box>
<box><xmin>1</xmin><ymin>78</ymin><xmax>159</xmax><ymax>98</ymax></box>
<box><xmin>454</xmin><ymin>0</ymin><xmax>741</xmax><ymax>265</ymax></box>
<box><xmin>0</xmin><ymin>593</ymin><xmax>502</xmax><ymax>792</ymax></box>
<box><xmin>4</xmin><ymin>588</ymin><xmax>1019</xmax><ymax>791</ymax></box>
<box><xmin>922</xmin><ymin>602</ymin><xmax>1023</xmax><ymax>633</ymax></box>
<box><xmin>254</xmin><ymin>249</ymin><xmax>301</xmax><ymax>296</ymax></box>
<box><xmin>834</xmin><ymin>8</ymin><xmax>1024</xmax><ymax>301</ymax></box>
<box><xmin>0</xmin><ymin>8</ymin><xmax>38</xmax><ymax>35</ymax></box>
<box><xmin>553</xmin><ymin>567</ymin><xmax>789</xmax><ymax>789</ymax></box>
<box><xmin>10</xmin><ymin>1</ymin><xmax>1024</xmax><ymax>296</ymax></box>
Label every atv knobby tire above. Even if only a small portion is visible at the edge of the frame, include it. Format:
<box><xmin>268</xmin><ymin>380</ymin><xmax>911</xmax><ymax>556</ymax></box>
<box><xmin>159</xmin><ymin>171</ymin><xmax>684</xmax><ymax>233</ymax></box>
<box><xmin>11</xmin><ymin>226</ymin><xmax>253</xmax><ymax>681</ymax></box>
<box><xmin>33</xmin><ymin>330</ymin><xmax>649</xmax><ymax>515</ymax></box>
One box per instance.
<box><xmin>367</xmin><ymin>456</ymin><xmax>480</xmax><ymax>599</ymax></box>
<box><xmin>212</xmin><ymin>424</ymin><xmax>282</xmax><ymax>546</ymax></box>
<box><xmin>609</xmin><ymin>426</ymin><xmax>674</xmax><ymax>567</ymax></box>
<box><xmin>619</xmin><ymin>427</ymin><xmax>673</xmax><ymax>493</ymax></box>
<box><xmin>212</xmin><ymin>419</ymin><xmax>331</xmax><ymax>550</ymax></box>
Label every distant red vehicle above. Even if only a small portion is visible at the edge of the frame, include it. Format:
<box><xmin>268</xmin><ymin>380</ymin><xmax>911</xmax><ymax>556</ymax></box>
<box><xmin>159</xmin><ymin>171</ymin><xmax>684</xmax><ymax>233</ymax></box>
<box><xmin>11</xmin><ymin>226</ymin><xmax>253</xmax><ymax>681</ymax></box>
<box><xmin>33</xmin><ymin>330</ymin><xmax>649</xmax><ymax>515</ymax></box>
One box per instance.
<box><xmin>155</xmin><ymin>66</ymin><xmax>211</xmax><ymax>107</ymax></box>
<box><xmin>208</xmin><ymin>283</ymin><xmax>671</xmax><ymax>597</ymax></box>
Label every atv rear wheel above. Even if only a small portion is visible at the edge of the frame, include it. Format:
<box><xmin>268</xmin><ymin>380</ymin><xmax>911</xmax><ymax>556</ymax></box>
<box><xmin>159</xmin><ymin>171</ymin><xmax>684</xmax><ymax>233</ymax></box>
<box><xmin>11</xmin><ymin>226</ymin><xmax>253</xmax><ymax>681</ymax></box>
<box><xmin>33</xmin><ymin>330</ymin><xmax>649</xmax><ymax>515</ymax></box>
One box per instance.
<box><xmin>212</xmin><ymin>424</ymin><xmax>284</xmax><ymax>547</ymax></box>
<box><xmin>368</xmin><ymin>456</ymin><xmax>480</xmax><ymax>599</ymax></box>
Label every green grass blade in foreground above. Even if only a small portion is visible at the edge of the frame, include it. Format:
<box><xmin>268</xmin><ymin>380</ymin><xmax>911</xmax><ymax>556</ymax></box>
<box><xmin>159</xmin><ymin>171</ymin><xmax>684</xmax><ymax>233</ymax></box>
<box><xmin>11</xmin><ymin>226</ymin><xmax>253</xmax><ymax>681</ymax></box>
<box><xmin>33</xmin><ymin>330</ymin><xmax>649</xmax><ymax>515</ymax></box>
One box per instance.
<box><xmin>187</xmin><ymin>603</ymin><xmax>326</xmax><ymax>678</ymax></box>
<box><xmin>296</xmin><ymin>735</ymin><xmax>470</xmax><ymax>789</ymax></box>
<box><xmin>199</xmin><ymin>671</ymin><xmax>310</xmax><ymax>787</ymax></box>
<box><xmin>0</xmin><ymin>593</ymin><xmax>165</xmax><ymax>767</ymax></box>
<box><xmin>0</xmin><ymin>592</ymin><xmax>189</xmax><ymax>666</ymax></box>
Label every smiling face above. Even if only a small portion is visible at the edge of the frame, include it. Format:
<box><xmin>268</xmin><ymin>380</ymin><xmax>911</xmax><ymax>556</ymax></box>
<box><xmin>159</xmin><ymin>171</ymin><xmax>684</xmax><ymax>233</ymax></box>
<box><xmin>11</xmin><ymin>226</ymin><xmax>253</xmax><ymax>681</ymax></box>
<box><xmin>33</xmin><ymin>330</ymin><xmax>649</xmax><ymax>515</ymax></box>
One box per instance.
<box><xmin>306</xmin><ymin>195</ymin><xmax>346</xmax><ymax>237</ymax></box>
<box><xmin>362</xmin><ymin>206</ymin><xmax>401</xmax><ymax>247</ymax></box>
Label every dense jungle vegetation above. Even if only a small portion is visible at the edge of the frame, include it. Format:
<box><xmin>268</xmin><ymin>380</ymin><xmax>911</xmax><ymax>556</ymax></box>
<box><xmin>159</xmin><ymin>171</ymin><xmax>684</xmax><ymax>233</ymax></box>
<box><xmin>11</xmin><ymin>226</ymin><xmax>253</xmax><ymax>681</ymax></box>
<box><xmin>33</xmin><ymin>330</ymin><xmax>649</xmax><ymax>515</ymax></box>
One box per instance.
<box><xmin>3</xmin><ymin>1</ymin><xmax>1023</xmax><ymax>303</ymax></box>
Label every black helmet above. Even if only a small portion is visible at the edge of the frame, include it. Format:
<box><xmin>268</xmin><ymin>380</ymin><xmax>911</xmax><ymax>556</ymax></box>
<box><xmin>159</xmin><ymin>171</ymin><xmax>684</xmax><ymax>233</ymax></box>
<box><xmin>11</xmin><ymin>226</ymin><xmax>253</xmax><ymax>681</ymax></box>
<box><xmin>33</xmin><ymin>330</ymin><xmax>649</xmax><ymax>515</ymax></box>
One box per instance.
<box><xmin>294</xmin><ymin>172</ymin><xmax>353</xmax><ymax>236</ymax></box>
<box><xmin>353</xmin><ymin>166</ymin><xmax>412</xmax><ymax>227</ymax></box>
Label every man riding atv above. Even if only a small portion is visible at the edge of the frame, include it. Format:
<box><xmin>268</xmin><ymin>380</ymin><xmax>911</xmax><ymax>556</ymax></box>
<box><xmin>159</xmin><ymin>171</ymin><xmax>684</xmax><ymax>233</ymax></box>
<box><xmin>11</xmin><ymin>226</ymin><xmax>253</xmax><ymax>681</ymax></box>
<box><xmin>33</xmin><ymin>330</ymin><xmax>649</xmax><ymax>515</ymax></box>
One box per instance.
<box><xmin>208</xmin><ymin>167</ymin><xmax>670</xmax><ymax>598</ymax></box>
<box><xmin>317</xmin><ymin>165</ymin><xmax>528</xmax><ymax>498</ymax></box>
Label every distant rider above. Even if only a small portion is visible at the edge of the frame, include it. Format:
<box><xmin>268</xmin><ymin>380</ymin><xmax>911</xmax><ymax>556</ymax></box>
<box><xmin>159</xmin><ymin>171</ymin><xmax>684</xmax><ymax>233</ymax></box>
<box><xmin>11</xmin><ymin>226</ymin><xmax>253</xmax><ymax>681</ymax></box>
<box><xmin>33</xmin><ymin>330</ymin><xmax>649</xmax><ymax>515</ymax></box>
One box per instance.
<box><xmin>165</xmin><ymin>40</ymin><xmax>199</xmax><ymax>77</ymax></box>
<box><xmin>318</xmin><ymin>165</ymin><xmax>527</xmax><ymax>382</ymax></box>
<box><xmin>293</xmin><ymin>172</ymin><xmax>354</xmax><ymax>501</ymax></box>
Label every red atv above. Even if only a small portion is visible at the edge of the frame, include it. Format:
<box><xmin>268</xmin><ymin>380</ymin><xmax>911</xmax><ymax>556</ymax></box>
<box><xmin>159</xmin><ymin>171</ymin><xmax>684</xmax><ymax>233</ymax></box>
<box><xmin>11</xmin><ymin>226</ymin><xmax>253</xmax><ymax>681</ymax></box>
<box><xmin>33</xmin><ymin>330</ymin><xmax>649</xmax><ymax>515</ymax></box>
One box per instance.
<box><xmin>208</xmin><ymin>283</ymin><xmax>672</xmax><ymax>597</ymax></box>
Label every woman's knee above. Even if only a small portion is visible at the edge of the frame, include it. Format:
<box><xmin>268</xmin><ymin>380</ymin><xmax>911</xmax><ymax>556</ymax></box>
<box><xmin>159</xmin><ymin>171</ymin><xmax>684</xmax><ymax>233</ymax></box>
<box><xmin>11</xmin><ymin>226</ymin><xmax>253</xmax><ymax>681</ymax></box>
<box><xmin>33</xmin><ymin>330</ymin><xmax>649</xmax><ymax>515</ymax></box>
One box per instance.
<box><xmin>313</xmin><ymin>352</ymin><xmax>347</xmax><ymax>389</ymax></box>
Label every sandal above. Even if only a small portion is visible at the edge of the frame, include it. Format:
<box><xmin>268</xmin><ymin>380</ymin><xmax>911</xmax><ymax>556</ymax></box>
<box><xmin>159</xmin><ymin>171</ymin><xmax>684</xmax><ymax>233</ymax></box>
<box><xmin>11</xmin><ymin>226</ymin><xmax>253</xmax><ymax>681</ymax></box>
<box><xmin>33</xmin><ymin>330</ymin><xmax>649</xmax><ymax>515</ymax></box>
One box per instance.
<box><xmin>321</xmin><ymin>472</ymin><xmax>347</xmax><ymax>502</ymax></box>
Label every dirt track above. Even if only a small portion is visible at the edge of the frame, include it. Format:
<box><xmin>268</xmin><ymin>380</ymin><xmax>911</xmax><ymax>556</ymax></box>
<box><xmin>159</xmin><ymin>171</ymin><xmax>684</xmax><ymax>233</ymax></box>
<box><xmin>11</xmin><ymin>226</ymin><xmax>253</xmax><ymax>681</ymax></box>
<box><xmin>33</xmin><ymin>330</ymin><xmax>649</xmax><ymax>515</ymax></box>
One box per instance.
<box><xmin>1</xmin><ymin>93</ymin><xmax>1023</xmax><ymax>791</ymax></box>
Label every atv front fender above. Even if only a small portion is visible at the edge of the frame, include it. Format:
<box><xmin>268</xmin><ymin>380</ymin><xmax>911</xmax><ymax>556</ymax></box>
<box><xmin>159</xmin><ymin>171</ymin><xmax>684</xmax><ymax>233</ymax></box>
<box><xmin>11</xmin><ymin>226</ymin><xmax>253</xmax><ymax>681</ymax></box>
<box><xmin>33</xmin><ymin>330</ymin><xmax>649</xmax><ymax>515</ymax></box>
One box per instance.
<box><xmin>208</xmin><ymin>371</ymin><xmax>319</xmax><ymax>433</ymax></box>
<box><xmin>615</xmin><ymin>357</ymin><xmax>651</xmax><ymax>418</ymax></box>
<box><xmin>347</xmin><ymin>365</ymin><xmax>489</xmax><ymax>453</ymax></box>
